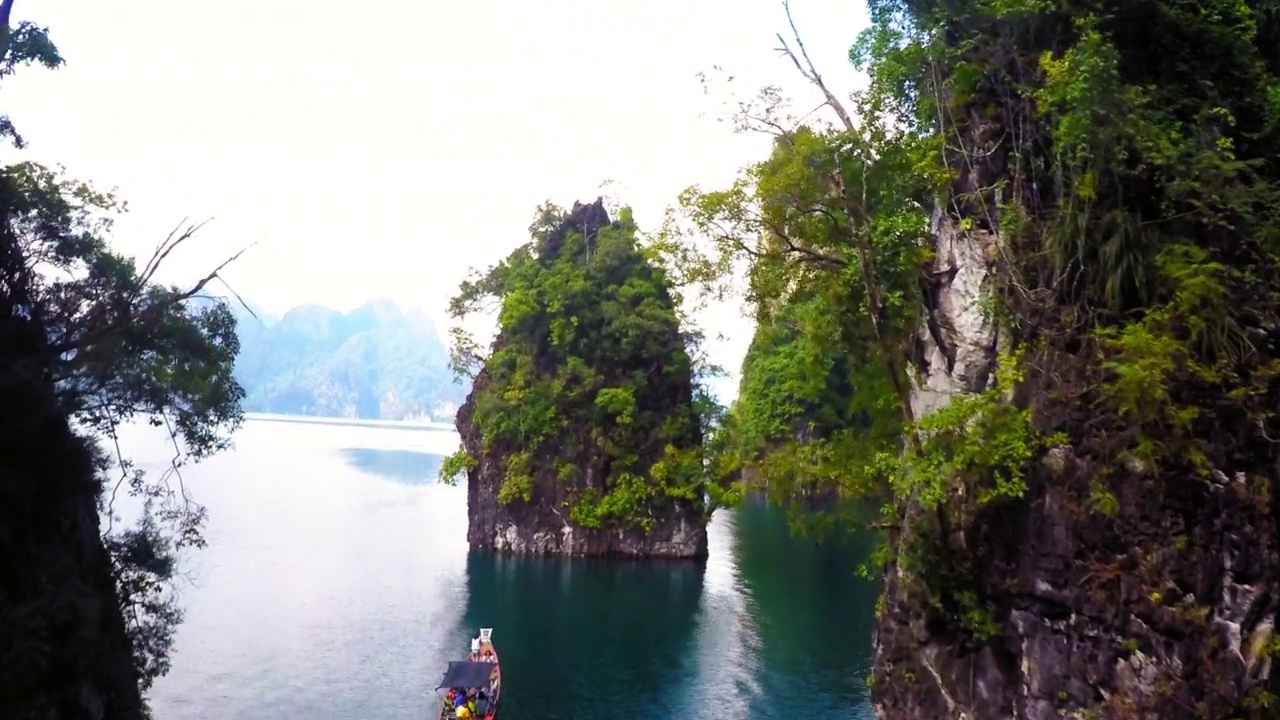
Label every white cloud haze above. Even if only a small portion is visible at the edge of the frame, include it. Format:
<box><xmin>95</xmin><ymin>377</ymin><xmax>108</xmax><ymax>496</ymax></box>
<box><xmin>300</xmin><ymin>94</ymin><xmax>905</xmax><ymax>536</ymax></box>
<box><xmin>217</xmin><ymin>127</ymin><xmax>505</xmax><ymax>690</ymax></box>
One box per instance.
<box><xmin>5</xmin><ymin>0</ymin><xmax>868</xmax><ymax>399</ymax></box>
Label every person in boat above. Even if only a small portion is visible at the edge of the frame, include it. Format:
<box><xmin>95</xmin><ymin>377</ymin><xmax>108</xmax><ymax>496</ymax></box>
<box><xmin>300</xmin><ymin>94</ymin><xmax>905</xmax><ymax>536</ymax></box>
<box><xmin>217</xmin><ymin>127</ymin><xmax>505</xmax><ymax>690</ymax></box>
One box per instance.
<box><xmin>473</xmin><ymin>691</ymin><xmax>488</xmax><ymax>716</ymax></box>
<box><xmin>444</xmin><ymin>689</ymin><xmax>457</xmax><ymax>707</ymax></box>
<box><xmin>470</xmin><ymin>633</ymin><xmax>481</xmax><ymax>658</ymax></box>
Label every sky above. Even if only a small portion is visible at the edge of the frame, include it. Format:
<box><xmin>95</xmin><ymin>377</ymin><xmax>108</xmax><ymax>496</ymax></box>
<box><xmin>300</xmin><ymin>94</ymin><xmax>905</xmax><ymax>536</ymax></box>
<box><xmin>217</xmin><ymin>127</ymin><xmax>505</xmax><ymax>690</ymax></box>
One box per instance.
<box><xmin>4</xmin><ymin>0</ymin><xmax>869</xmax><ymax>400</ymax></box>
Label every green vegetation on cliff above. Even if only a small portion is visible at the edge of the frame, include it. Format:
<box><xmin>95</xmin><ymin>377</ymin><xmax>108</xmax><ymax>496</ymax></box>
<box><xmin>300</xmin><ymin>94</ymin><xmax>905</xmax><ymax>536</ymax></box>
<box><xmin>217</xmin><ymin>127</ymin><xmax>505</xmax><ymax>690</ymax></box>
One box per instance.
<box><xmin>444</xmin><ymin>200</ymin><xmax>719</xmax><ymax>531</ymax></box>
<box><xmin>657</xmin><ymin>1</ymin><xmax>1280</xmax><ymax>714</ymax></box>
<box><xmin>657</xmin><ymin>114</ymin><xmax>940</xmax><ymax>512</ymax></box>
<box><xmin>230</xmin><ymin>298</ymin><xmax>463</xmax><ymax>421</ymax></box>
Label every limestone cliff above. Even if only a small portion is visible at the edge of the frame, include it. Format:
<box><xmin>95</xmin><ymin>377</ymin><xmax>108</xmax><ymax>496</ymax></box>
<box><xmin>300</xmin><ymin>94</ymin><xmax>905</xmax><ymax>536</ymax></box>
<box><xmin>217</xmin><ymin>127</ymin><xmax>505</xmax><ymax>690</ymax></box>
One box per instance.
<box><xmin>450</xmin><ymin>199</ymin><xmax>708</xmax><ymax>558</ymax></box>
<box><xmin>873</xmin><ymin>206</ymin><xmax>1280</xmax><ymax>719</ymax></box>
<box><xmin>867</xmin><ymin>4</ymin><xmax>1280</xmax><ymax>719</ymax></box>
<box><xmin>653</xmin><ymin>0</ymin><xmax>1280</xmax><ymax>715</ymax></box>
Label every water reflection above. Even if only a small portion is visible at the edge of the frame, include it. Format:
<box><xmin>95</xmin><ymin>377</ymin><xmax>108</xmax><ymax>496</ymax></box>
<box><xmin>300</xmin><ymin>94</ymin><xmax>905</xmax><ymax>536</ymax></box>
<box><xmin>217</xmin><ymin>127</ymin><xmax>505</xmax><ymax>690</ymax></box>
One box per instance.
<box><xmin>446</xmin><ymin>500</ymin><xmax>878</xmax><ymax>720</ymax></box>
<box><xmin>732</xmin><ymin>496</ymin><xmax>879</xmax><ymax>719</ymax></box>
<box><xmin>672</xmin><ymin>509</ymin><xmax>763</xmax><ymax>720</ymax></box>
<box><xmin>139</xmin><ymin>417</ymin><xmax>877</xmax><ymax>719</ymax></box>
<box><xmin>338</xmin><ymin>447</ymin><xmax>443</xmax><ymax>485</ymax></box>
<box><xmin>458</xmin><ymin>551</ymin><xmax>706</xmax><ymax>720</ymax></box>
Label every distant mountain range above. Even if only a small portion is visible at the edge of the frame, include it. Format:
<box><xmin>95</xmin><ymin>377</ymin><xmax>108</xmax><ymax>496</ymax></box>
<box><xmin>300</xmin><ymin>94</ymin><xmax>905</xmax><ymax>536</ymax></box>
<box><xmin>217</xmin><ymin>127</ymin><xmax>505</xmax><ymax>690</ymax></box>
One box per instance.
<box><xmin>223</xmin><ymin>298</ymin><xmax>468</xmax><ymax>422</ymax></box>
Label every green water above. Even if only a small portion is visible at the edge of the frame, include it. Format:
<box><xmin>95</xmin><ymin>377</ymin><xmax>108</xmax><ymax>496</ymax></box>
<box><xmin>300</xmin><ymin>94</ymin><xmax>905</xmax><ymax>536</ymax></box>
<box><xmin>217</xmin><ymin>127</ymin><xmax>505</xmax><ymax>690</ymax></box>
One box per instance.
<box><xmin>458</xmin><ymin>500</ymin><xmax>878</xmax><ymax>719</ymax></box>
<box><xmin>130</xmin><ymin>417</ymin><xmax>877</xmax><ymax>719</ymax></box>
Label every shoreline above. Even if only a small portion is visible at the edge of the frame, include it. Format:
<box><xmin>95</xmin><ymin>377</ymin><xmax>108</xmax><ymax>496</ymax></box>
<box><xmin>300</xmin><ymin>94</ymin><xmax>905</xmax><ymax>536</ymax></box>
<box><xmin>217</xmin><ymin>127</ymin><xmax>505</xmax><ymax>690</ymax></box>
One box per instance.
<box><xmin>244</xmin><ymin>412</ymin><xmax>457</xmax><ymax>433</ymax></box>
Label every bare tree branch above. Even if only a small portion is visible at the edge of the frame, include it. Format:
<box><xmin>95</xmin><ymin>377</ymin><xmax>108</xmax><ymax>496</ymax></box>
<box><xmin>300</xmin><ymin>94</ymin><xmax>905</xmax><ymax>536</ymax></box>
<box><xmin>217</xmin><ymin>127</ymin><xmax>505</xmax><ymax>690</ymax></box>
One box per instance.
<box><xmin>49</xmin><ymin>237</ymin><xmax>251</xmax><ymax>356</ymax></box>
<box><xmin>141</xmin><ymin>219</ymin><xmax>207</xmax><ymax>287</ymax></box>
<box><xmin>763</xmin><ymin>222</ymin><xmax>849</xmax><ymax>268</ymax></box>
<box><xmin>775</xmin><ymin>0</ymin><xmax>856</xmax><ymax>132</ymax></box>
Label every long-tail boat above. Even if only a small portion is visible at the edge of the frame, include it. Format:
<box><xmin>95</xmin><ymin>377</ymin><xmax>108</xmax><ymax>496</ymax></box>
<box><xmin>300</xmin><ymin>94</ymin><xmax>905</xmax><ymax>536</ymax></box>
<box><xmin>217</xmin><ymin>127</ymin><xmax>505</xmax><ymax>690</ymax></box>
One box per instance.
<box><xmin>435</xmin><ymin>628</ymin><xmax>500</xmax><ymax>719</ymax></box>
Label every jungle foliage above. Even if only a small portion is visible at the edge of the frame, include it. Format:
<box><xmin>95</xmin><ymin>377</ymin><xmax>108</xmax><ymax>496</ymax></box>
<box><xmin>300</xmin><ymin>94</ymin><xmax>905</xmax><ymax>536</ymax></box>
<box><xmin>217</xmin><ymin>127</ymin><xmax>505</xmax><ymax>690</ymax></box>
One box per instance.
<box><xmin>653</xmin><ymin>0</ymin><xmax>1280</xmax><ymax>652</ymax></box>
<box><xmin>443</xmin><ymin>202</ymin><xmax>722</xmax><ymax>530</ymax></box>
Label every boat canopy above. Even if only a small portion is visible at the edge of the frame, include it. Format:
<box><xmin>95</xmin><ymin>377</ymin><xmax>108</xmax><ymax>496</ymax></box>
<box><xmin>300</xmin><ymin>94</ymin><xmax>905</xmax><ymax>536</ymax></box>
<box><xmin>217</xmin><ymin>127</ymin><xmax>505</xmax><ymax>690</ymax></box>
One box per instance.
<box><xmin>435</xmin><ymin>661</ymin><xmax>493</xmax><ymax>690</ymax></box>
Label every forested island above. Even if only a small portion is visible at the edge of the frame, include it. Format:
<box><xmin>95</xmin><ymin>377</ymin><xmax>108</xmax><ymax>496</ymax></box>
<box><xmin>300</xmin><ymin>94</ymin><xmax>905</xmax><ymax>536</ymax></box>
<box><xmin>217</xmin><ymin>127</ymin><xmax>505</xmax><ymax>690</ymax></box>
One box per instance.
<box><xmin>6</xmin><ymin>0</ymin><xmax>1280</xmax><ymax>719</ymax></box>
<box><xmin>445</xmin><ymin>199</ymin><xmax>717</xmax><ymax>557</ymax></box>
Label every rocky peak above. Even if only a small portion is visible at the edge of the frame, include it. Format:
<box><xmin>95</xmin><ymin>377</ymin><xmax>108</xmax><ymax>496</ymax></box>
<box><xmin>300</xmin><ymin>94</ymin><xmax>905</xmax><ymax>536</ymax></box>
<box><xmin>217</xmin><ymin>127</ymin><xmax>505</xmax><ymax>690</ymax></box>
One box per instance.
<box><xmin>536</xmin><ymin>197</ymin><xmax>611</xmax><ymax>263</ymax></box>
<box><xmin>451</xmin><ymin>199</ymin><xmax>709</xmax><ymax>559</ymax></box>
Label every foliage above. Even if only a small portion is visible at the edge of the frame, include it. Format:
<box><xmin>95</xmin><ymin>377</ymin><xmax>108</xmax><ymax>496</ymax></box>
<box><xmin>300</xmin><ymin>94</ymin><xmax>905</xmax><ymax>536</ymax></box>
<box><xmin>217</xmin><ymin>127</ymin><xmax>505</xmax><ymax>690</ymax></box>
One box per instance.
<box><xmin>651</xmin><ymin>115</ymin><xmax>940</xmax><ymax>513</ymax></box>
<box><xmin>3</xmin><ymin>156</ymin><xmax>247</xmax><ymax>693</ymax></box>
<box><xmin>0</xmin><ymin>7</ymin><xmax>61</xmax><ymax>147</ymax></box>
<box><xmin>2</xmin><ymin>14</ymin><xmax>246</xmax><ymax>699</ymax></box>
<box><xmin>447</xmin><ymin>201</ymin><xmax>716</xmax><ymax>528</ymax></box>
<box><xmin>102</xmin><ymin>507</ymin><xmax>184</xmax><ymax>691</ymax></box>
<box><xmin>229</xmin><ymin>298</ymin><xmax>465</xmax><ymax>421</ymax></box>
<box><xmin>5</xmin><ymin>164</ymin><xmax>242</xmax><ymax>459</ymax></box>
<box><xmin>657</xmin><ymin>0</ymin><xmax>1280</xmax><ymax>667</ymax></box>
<box><xmin>890</xmin><ymin>350</ymin><xmax>1047</xmax><ymax>512</ymax></box>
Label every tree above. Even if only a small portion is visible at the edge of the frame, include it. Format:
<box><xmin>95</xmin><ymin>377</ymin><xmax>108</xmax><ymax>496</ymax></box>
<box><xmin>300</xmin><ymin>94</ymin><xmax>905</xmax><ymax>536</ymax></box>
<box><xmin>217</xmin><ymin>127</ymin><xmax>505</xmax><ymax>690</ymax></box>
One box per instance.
<box><xmin>652</xmin><ymin>5</ymin><xmax>946</xmax><ymax>516</ymax></box>
<box><xmin>20</xmin><ymin>164</ymin><xmax>247</xmax><ymax>691</ymax></box>
<box><xmin>1</xmin><ymin>3</ymin><xmax>246</xmax><ymax>704</ymax></box>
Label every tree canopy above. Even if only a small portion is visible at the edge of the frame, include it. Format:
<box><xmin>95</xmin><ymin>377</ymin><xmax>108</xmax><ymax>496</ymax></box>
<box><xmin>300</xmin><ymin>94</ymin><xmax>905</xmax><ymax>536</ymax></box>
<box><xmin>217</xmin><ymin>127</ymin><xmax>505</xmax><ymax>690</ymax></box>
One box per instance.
<box><xmin>444</xmin><ymin>200</ymin><xmax>723</xmax><ymax>529</ymax></box>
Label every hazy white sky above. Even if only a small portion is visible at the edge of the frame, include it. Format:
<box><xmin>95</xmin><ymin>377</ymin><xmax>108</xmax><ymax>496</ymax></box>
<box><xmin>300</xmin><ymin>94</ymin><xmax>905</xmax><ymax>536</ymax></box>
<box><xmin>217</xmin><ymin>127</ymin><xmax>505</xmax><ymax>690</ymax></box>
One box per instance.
<box><xmin>5</xmin><ymin>0</ymin><xmax>868</xmax><ymax>398</ymax></box>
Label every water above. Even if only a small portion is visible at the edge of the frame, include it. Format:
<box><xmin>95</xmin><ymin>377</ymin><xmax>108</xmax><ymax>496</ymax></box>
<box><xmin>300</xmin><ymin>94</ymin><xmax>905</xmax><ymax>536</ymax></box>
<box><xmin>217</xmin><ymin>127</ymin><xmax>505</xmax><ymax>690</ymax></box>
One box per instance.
<box><xmin>118</xmin><ymin>416</ymin><xmax>877</xmax><ymax>719</ymax></box>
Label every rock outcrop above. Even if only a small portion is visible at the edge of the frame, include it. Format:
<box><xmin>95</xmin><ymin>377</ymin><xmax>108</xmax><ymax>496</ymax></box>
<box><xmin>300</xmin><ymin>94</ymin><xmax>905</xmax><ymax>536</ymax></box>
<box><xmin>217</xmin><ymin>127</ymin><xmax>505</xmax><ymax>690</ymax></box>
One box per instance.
<box><xmin>867</xmin><ymin>6</ymin><xmax>1280</xmax><ymax>718</ymax></box>
<box><xmin>873</xmin><ymin>206</ymin><xmax>1280</xmax><ymax>719</ymax></box>
<box><xmin>874</xmin><ymin>443</ymin><xmax>1277</xmax><ymax>720</ymax></box>
<box><xmin>0</xmin><ymin>261</ymin><xmax>145</xmax><ymax>716</ymax></box>
<box><xmin>454</xmin><ymin>199</ymin><xmax>708</xmax><ymax>558</ymax></box>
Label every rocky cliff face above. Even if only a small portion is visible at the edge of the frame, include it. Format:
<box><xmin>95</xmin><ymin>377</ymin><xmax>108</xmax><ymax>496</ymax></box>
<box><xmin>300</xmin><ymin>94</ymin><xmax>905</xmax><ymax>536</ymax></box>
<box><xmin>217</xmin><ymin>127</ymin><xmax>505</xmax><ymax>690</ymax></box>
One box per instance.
<box><xmin>460</xmin><ymin>369</ymin><xmax>708</xmax><ymax>558</ymax></box>
<box><xmin>0</xmin><ymin>302</ymin><xmax>145</xmax><ymax>718</ymax></box>
<box><xmin>872</xmin><ymin>210</ymin><xmax>1280</xmax><ymax>719</ymax></box>
<box><xmin>454</xmin><ymin>199</ymin><xmax>708</xmax><ymax>558</ymax></box>
<box><xmin>868</xmin><ymin>12</ymin><xmax>1280</xmax><ymax>719</ymax></box>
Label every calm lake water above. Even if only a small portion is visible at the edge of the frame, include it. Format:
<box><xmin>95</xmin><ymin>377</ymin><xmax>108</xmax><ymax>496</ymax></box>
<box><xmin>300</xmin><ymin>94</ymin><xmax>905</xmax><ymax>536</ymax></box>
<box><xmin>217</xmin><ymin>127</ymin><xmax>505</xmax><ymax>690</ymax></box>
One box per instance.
<box><xmin>117</xmin><ymin>415</ymin><xmax>877</xmax><ymax>719</ymax></box>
